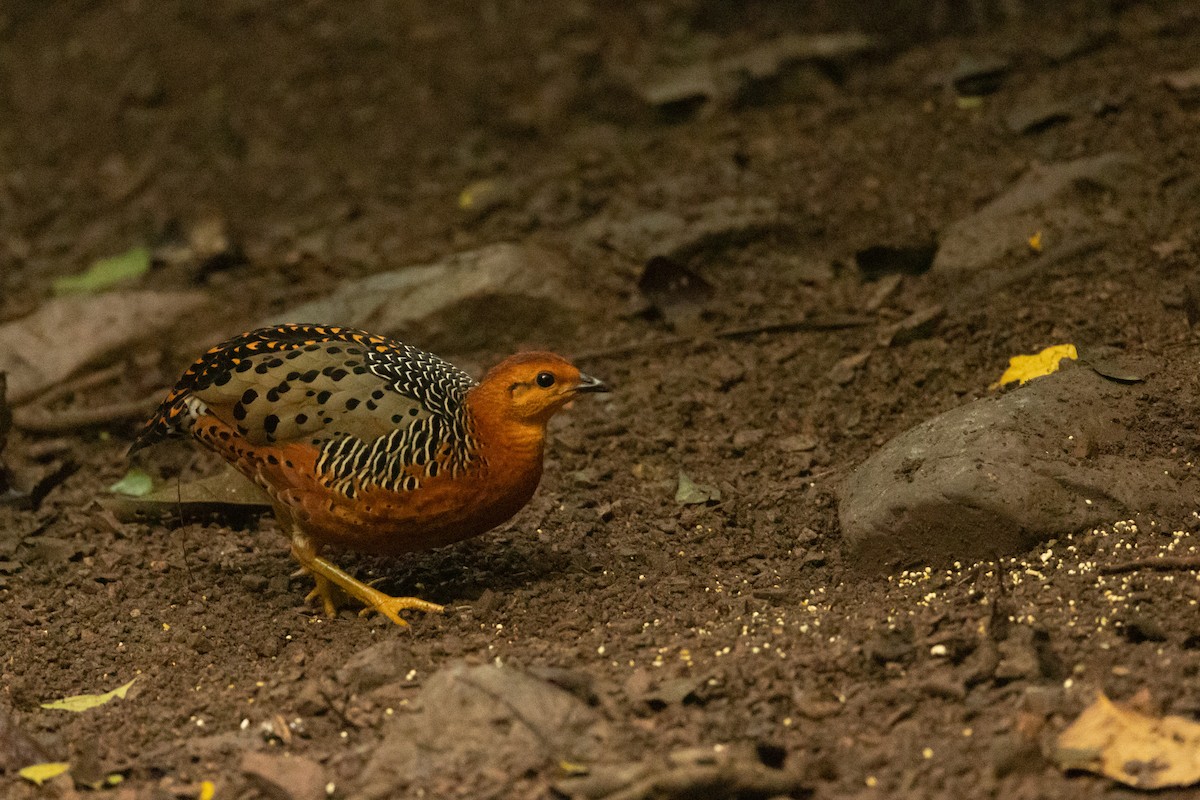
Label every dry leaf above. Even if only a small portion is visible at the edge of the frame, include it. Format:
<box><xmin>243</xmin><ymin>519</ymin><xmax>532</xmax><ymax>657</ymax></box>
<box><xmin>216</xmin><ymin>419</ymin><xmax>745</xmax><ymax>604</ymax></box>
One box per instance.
<box><xmin>40</xmin><ymin>678</ymin><xmax>137</xmax><ymax>712</ymax></box>
<box><xmin>18</xmin><ymin>762</ymin><xmax>71</xmax><ymax>785</ymax></box>
<box><xmin>990</xmin><ymin>343</ymin><xmax>1078</xmax><ymax>389</ymax></box>
<box><xmin>1054</xmin><ymin>693</ymin><xmax>1200</xmax><ymax>788</ymax></box>
<box><xmin>102</xmin><ymin>467</ymin><xmax>271</xmax><ymax>524</ymax></box>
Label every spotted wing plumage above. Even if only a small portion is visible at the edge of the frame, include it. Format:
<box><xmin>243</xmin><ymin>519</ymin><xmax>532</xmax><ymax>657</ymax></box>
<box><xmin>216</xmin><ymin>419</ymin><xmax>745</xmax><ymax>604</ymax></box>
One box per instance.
<box><xmin>131</xmin><ymin>324</ymin><xmax>479</xmax><ymax>495</ymax></box>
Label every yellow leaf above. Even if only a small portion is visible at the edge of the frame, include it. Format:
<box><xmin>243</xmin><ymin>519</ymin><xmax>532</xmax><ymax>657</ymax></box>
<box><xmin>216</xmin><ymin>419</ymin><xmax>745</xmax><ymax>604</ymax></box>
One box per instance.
<box><xmin>458</xmin><ymin>179</ymin><xmax>496</xmax><ymax>210</ymax></box>
<box><xmin>990</xmin><ymin>344</ymin><xmax>1077</xmax><ymax>389</ymax></box>
<box><xmin>199</xmin><ymin>779</ymin><xmax>216</xmax><ymax>800</ymax></box>
<box><xmin>80</xmin><ymin>772</ymin><xmax>126</xmax><ymax>790</ymax></box>
<box><xmin>40</xmin><ymin>677</ymin><xmax>137</xmax><ymax>712</ymax></box>
<box><xmin>18</xmin><ymin>762</ymin><xmax>71</xmax><ymax>785</ymax></box>
<box><xmin>1055</xmin><ymin>693</ymin><xmax>1200</xmax><ymax>788</ymax></box>
<box><xmin>559</xmin><ymin>760</ymin><xmax>590</xmax><ymax>776</ymax></box>
<box><xmin>1028</xmin><ymin>230</ymin><xmax>1043</xmax><ymax>252</ymax></box>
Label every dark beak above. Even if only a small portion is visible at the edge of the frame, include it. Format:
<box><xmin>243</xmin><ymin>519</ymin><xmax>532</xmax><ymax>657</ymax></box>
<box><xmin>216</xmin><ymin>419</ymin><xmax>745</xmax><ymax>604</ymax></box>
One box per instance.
<box><xmin>575</xmin><ymin>373</ymin><xmax>609</xmax><ymax>393</ymax></box>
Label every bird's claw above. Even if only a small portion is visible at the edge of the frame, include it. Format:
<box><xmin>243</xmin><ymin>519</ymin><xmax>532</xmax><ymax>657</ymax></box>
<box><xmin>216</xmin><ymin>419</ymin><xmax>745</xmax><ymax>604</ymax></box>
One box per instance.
<box><xmin>358</xmin><ymin>595</ymin><xmax>445</xmax><ymax>627</ymax></box>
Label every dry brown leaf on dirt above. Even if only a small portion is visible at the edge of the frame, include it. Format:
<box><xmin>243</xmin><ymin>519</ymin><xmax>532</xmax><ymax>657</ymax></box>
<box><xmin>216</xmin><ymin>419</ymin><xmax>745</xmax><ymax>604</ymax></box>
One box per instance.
<box><xmin>1054</xmin><ymin>692</ymin><xmax>1200</xmax><ymax>789</ymax></box>
<box><xmin>101</xmin><ymin>467</ymin><xmax>271</xmax><ymax>524</ymax></box>
<box><xmin>0</xmin><ymin>290</ymin><xmax>206</xmax><ymax>404</ymax></box>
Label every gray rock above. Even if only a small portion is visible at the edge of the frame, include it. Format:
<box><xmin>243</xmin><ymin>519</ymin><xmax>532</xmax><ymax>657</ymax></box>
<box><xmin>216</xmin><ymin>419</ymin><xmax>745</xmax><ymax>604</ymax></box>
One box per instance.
<box><xmin>931</xmin><ymin>152</ymin><xmax>1139</xmax><ymax>275</ymax></box>
<box><xmin>838</xmin><ymin>362</ymin><xmax>1200</xmax><ymax>570</ymax></box>
<box><xmin>0</xmin><ymin>290</ymin><xmax>207</xmax><ymax>404</ymax></box>
<box><xmin>580</xmin><ymin>196</ymin><xmax>789</xmax><ymax>265</ymax></box>
<box><xmin>265</xmin><ymin>243</ymin><xmax>595</xmax><ymax>352</ymax></box>
<box><xmin>637</xmin><ymin>32</ymin><xmax>875</xmax><ymax>111</ymax></box>
<box><xmin>356</xmin><ymin>661</ymin><xmax>608</xmax><ymax>799</ymax></box>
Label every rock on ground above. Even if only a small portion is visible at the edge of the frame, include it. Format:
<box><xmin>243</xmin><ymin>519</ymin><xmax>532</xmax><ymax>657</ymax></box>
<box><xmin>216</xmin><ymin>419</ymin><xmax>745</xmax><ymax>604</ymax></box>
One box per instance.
<box><xmin>357</xmin><ymin>661</ymin><xmax>608</xmax><ymax>800</ymax></box>
<box><xmin>264</xmin><ymin>242</ymin><xmax>598</xmax><ymax>353</ymax></box>
<box><xmin>931</xmin><ymin>152</ymin><xmax>1140</xmax><ymax>275</ymax></box>
<box><xmin>0</xmin><ymin>291</ymin><xmax>207</xmax><ymax>404</ymax></box>
<box><xmin>838</xmin><ymin>360</ymin><xmax>1200</xmax><ymax>570</ymax></box>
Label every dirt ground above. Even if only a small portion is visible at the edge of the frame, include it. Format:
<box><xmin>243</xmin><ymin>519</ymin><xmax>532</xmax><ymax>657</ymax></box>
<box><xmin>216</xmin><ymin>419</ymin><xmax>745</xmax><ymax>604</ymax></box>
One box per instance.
<box><xmin>5</xmin><ymin>1</ymin><xmax>1200</xmax><ymax>798</ymax></box>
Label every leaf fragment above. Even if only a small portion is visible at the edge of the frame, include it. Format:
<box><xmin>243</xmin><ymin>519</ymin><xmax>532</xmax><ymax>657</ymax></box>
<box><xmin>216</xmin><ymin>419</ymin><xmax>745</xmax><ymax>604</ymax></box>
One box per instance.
<box><xmin>990</xmin><ymin>343</ymin><xmax>1077</xmax><ymax>389</ymax></box>
<box><xmin>18</xmin><ymin>762</ymin><xmax>71</xmax><ymax>785</ymax></box>
<box><xmin>107</xmin><ymin>467</ymin><xmax>154</xmax><ymax>497</ymax></box>
<box><xmin>101</xmin><ymin>466</ymin><xmax>271</xmax><ymax>524</ymax></box>
<box><xmin>40</xmin><ymin>677</ymin><xmax>137</xmax><ymax>712</ymax></box>
<box><xmin>52</xmin><ymin>246</ymin><xmax>151</xmax><ymax>295</ymax></box>
<box><xmin>675</xmin><ymin>472</ymin><xmax>721</xmax><ymax>505</ymax></box>
<box><xmin>1054</xmin><ymin>692</ymin><xmax>1200</xmax><ymax>788</ymax></box>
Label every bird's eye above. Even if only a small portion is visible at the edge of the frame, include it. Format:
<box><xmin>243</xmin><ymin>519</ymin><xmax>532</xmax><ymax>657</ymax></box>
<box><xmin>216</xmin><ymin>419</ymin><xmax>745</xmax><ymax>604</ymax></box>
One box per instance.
<box><xmin>535</xmin><ymin>371</ymin><xmax>555</xmax><ymax>388</ymax></box>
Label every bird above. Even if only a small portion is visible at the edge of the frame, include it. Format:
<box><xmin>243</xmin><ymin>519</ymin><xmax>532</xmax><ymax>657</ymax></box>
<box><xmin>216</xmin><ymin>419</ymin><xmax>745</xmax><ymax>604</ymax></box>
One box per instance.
<box><xmin>129</xmin><ymin>323</ymin><xmax>608</xmax><ymax>626</ymax></box>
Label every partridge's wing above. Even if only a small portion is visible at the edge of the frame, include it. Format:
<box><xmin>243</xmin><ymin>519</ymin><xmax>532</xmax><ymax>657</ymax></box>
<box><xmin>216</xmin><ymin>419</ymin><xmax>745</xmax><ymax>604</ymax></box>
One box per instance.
<box><xmin>131</xmin><ymin>325</ymin><xmax>477</xmax><ymax>460</ymax></box>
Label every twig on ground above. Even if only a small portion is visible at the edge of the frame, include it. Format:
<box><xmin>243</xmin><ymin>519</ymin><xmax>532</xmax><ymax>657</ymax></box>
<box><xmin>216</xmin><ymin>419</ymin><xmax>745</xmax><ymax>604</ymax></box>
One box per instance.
<box><xmin>13</xmin><ymin>397</ymin><xmax>159</xmax><ymax>433</ymax></box>
<box><xmin>22</xmin><ymin>362</ymin><xmax>128</xmax><ymax>407</ymax></box>
<box><xmin>1100</xmin><ymin>555</ymin><xmax>1200</xmax><ymax>575</ymax></box>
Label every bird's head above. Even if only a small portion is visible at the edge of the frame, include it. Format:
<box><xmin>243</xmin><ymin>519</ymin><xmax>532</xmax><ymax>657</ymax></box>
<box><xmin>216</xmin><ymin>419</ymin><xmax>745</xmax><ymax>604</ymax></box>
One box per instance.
<box><xmin>470</xmin><ymin>352</ymin><xmax>608</xmax><ymax>429</ymax></box>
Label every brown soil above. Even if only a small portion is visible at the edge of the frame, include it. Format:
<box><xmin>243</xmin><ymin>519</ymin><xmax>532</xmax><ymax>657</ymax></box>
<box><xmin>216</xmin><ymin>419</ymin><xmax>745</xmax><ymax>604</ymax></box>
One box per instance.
<box><xmin>4</xmin><ymin>2</ymin><xmax>1200</xmax><ymax>798</ymax></box>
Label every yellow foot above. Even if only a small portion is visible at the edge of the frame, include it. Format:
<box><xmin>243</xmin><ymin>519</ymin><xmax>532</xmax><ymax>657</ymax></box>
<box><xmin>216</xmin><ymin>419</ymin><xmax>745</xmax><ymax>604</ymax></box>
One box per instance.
<box><xmin>358</xmin><ymin>592</ymin><xmax>445</xmax><ymax>627</ymax></box>
<box><xmin>289</xmin><ymin>533</ymin><xmax>444</xmax><ymax>627</ymax></box>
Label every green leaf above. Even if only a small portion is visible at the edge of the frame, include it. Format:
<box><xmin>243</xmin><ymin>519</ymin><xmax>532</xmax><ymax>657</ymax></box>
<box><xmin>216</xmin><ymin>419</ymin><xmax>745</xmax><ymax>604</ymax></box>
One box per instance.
<box><xmin>108</xmin><ymin>467</ymin><xmax>155</xmax><ymax>497</ymax></box>
<box><xmin>18</xmin><ymin>762</ymin><xmax>71</xmax><ymax>785</ymax></box>
<box><xmin>53</xmin><ymin>246</ymin><xmax>151</xmax><ymax>295</ymax></box>
<box><xmin>40</xmin><ymin>677</ymin><xmax>137</xmax><ymax>712</ymax></box>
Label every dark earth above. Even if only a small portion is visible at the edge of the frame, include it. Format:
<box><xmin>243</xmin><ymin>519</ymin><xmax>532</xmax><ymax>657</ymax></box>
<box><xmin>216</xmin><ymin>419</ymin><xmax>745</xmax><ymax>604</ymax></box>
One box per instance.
<box><xmin>5</xmin><ymin>1</ymin><xmax>1200</xmax><ymax>798</ymax></box>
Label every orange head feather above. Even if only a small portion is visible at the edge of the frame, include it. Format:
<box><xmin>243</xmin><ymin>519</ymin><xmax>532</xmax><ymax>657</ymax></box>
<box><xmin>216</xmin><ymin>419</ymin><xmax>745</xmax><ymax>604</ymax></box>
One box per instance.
<box><xmin>466</xmin><ymin>352</ymin><xmax>608</xmax><ymax>451</ymax></box>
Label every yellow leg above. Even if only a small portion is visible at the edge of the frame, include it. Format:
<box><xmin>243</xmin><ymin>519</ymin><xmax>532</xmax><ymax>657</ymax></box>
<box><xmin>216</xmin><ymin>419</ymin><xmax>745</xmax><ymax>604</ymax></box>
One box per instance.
<box><xmin>288</xmin><ymin>533</ymin><xmax>444</xmax><ymax>627</ymax></box>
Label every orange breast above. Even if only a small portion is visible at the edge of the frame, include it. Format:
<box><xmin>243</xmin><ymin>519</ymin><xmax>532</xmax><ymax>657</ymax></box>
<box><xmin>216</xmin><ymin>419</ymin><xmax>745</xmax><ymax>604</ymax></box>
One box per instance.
<box><xmin>191</xmin><ymin>412</ymin><xmax>543</xmax><ymax>556</ymax></box>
